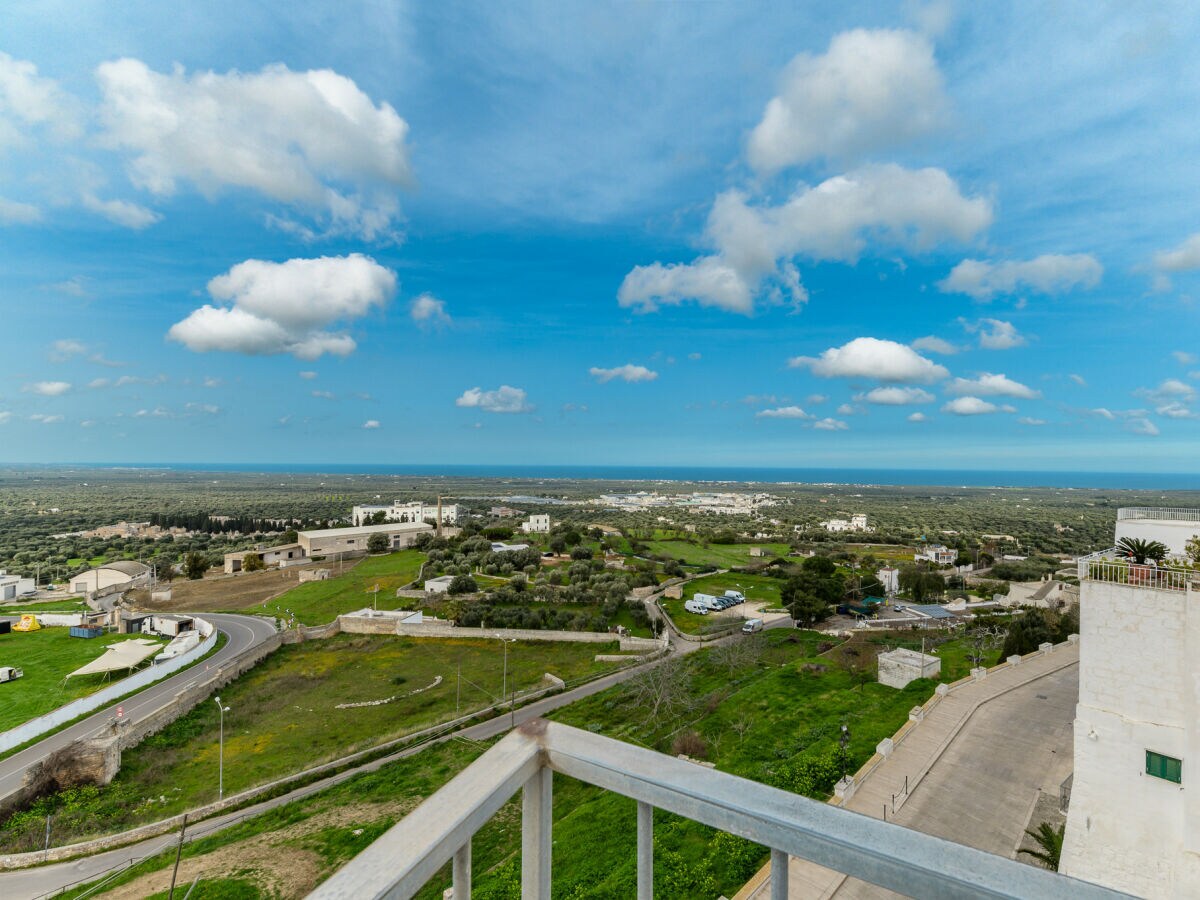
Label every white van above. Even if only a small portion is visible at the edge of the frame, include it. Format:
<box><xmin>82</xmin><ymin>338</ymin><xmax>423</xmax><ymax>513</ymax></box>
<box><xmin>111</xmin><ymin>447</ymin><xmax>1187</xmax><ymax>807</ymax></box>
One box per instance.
<box><xmin>741</xmin><ymin>618</ymin><xmax>764</xmax><ymax>634</ymax></box>
<box><xmin>684</xmin><ymin>598</ymin><xmax>710</xmax><ymax>615</ymax></box>
<box><xmin>724</xmin><ymin>590</ymin><xmax>745</xmax><ymax>603</ymax></box>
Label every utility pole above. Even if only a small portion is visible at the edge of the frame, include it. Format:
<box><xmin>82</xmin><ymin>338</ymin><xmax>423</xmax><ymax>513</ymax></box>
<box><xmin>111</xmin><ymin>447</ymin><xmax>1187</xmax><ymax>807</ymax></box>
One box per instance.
<box><xmin>43</xmin><ymin>815</ymin><xmax>51</xmax><ymax>859</ymax></box>
<box><xmin>167</xmin><ymin>813</ymin><xmax>188</xmax><ymax>900</ymax></box>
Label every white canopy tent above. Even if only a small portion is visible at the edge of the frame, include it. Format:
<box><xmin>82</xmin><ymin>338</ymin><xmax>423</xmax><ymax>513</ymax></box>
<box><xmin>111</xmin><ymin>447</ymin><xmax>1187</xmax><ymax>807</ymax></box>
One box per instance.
<box><xmin>67</xmin><ymin>638</ymin><xmax>161</xmax><ymax>678</ymax></box>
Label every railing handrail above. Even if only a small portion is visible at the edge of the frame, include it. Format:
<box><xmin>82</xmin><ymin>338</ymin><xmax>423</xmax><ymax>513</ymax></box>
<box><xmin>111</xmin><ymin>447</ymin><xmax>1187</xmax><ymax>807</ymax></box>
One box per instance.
<box><xmin>1077</xmin><ymin>548</ymin><xmax>1194</xmax><ymax>591</ymax></box>
<box><xmin>1117</xmin><ymin>507</ymin><xmax>1200</xmax><ymax>522</ymax></box>
<box><xmin>307</xmin><ymin>719</ymin><xmax>1131</xmax><ymax>900</ymax></box>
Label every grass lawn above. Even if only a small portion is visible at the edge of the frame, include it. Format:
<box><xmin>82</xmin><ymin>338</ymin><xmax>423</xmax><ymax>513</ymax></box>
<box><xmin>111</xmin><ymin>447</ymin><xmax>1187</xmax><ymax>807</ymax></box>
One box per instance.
<box><xmin>263</xmin><ymin>550</ymin><xmax>426</xmax><ymax>625</ymax></box>
<box><xmin>65</xmin><ymin>556</ymin><xmax>109</xmax><ymax>569</ymax></box>
<box><xmin>643</xmin><ymin>540</ymin><xmax>792</xmax><ymax>568</ymax></box>
<box><xmin>0</xmin><ymin>598</ymin><xmax>88</xmax><ymax>613</ymax></box>
<box><xmin>0</xmin><ymin>634</ymin><xmax>621</xmax><ymax>850</ymax></box>
<box><xmin>0</xmin><ymin>628</ymin><xmax>165</xmax><ymax>731</ymax></box>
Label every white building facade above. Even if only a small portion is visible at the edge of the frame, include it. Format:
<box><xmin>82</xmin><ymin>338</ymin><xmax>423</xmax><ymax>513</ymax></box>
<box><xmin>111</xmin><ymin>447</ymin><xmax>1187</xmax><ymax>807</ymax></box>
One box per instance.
<box><xmin>520</xmin><ymin>514</ymin><xmax>551</xmax><ymax>534</ymax></box>
<box><xmin>1060</xmin><ymin>548</ymin><xmax>1200</xmax><ymax>896</ymax></box>
<box><xmin>0</xmin><ymin>572</ymin><xmax>35</xmax><ymax>601</ymax></box>
<box><xmin>298</xmin><ymin>522</ymin><xmax>434</xmax><ymax>556</ymax></box>
<box><xmin>352</xmin><ymin>501</ymin><xmax>466</xmax><ymax>527</ymax></box>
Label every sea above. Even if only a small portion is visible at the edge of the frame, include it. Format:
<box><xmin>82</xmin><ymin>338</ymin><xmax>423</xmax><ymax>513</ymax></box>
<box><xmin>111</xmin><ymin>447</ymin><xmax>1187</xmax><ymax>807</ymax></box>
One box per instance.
<box><xmin>50</xmin><ymin>463</ymin><xmax>1200</xmax><ymax>491</ymax></box>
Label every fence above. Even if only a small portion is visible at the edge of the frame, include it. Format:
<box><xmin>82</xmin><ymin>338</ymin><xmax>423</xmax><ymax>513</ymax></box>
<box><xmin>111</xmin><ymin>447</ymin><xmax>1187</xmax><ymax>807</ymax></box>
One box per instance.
<box><xmin>1076</xmin><ymin>549</ymin><xmax>1194</xmax><ymax>592</ymax></box>
<box><xmin>1116</xmin><ymin>507</ymin><xmax>1200</xmax><ymax>522</ymax></box>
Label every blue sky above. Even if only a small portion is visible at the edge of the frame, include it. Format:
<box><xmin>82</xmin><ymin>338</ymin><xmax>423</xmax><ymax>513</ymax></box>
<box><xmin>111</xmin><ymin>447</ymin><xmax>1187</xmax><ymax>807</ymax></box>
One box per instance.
<box><xmin>3</xmin><ymin>1</ymin><xmax>1200</xmax><ymax>470</ymax></box>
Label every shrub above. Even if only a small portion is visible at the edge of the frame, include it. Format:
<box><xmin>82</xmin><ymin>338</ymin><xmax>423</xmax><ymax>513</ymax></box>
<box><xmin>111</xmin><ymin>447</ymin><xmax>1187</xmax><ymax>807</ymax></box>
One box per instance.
<box><xmin>671</xmin><ymin>730</ymin><xmax>708</xmax><ymax>759</ymax></box>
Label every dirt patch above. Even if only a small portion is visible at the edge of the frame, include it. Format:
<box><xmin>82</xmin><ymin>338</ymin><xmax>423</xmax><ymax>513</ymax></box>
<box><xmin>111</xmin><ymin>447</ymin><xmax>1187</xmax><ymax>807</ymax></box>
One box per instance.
<box><xmin>96</xmin><ymin>800</ymin><xmax>421</xmax><ymax>899</ymax></box>
<box><xmin>129</xmin><ymin>560</ymin><xmax>363</xmax><ymax>613</ymax></box>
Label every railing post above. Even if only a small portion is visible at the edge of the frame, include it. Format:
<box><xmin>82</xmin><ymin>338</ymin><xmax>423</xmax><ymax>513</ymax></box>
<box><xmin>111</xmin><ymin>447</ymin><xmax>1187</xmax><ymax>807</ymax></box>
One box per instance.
<box><xmin>770</xmin><ymin>847</ymin><xmax>789</xmax><ymax>900</ymax></box>
<box><xmin>637</xmin><ymin>801</ymin><xmax>653</xmax><ymax>900</ymax></box>
<box><xmin>522</xmin><ymin>767</ymin><xmax>552</xmax><ymax>900</ymax></box>
<box><xmin>453</xmin><ymin>839</ymin><xmax>471</xmax><ymax>899</ymax></box>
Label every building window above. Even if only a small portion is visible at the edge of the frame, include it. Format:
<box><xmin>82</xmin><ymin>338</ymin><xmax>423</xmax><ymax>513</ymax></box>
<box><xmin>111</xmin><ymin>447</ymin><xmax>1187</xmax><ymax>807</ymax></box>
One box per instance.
<box><xmin>1146</xmin><ymin>750</ymin><xmax>1183</xmax><ymax>784</ymax></box>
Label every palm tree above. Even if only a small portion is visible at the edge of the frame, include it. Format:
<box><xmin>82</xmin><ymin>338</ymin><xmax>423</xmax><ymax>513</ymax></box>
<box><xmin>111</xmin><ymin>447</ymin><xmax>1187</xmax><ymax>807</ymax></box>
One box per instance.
<box><xmin>1116</xmin><ymin>537</ymin><xmax>1169</xmax><ymax>564</ymax></box>
<box><xmin>1019</xmin><ymin>822</ymin><xmax>1064</xmax><ymax>870</ymax></box>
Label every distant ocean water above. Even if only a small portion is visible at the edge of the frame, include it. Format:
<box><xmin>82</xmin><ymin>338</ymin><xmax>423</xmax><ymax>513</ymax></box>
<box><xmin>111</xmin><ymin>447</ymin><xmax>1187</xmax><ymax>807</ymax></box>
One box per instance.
<box><xmin>49</xmin><ymin>463</ymin><xmax>1200</xmax><ymax>491</ymax></box>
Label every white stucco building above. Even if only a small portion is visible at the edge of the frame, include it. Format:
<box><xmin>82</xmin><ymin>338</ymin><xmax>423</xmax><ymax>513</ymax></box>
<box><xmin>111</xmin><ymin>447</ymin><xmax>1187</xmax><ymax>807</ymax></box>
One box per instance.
<box><xmin>914</xmin><ymin>544</ymin><xmax>957</xmax><ymax>565</ymax></box>
<box><xmin>1060</xmin><ymin>542</ymin><xmax>1200</xmax><ymax>896</ymax></box>
<box><xmin>1114</xmin><ymin>507</ymin><xmax>1200</xmax><ymax>558</ymax></box>
<box><xmin>819</xmin><ymin>514</ymin><xmax>870</xmax><ymax>533</ymax></box>
<box><xmin>876</xmin><ymin>566</ymin><xmax>900</xmax><ymax>595</ymax></box>
<box><xmin>352</xmin><ymin>500</ymin><xmax>466</xmax><ymax>527</ymax></box>
<box><xmin>0</xmin><ymin>571</ymin><xmax>35</xmax><ymax>601</ymax></box>
<box><xmin>71</xmin><ymin>561</ymin><xmax>151</xmax><ymax>597</ymax></box>
<box><xmin>298</xmin><ymin>522</ymin><xmax>433</xmax><ymax>556</ymax></box>
<box><xmin>520</xmin><ymin>514</ymin><xmax>551</xmax><ymax>534</ymax></box>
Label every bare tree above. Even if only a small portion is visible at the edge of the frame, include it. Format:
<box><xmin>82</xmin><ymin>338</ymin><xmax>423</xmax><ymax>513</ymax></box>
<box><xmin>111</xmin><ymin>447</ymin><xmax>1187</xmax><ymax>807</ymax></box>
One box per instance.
<box><xmin>730</xmin><ymin>711</ymin><xmax>755</xmax><ymax>744</ymax></box>
<box><xmin>708</xmin><ymin>633</ymin><xmax>766</xmax><ymax>678</ymax></box>
<box><xmin>627</xmin><ymin>658</ymin><xmax>696</xmax><ymax>724</ymax></box>
<box><xmin>966</xmin><ymin>624</ymin><xmax>1006</xmax><ymax>668</ymax></box>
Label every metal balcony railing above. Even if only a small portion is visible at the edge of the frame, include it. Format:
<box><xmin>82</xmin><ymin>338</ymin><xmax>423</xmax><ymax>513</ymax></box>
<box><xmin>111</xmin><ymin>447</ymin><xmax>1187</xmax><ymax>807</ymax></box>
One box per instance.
<box><xmin>1078</xmin><ymin>548</ymin><xmax>1195</xmax><ymax>591</ymax></box>
<box><xmin>1117</xmin><ymin>507</ymin><xmax>1200</xmax><ymax>523</ymax></box>
<box><xmin>307</xmin><ymin>719</ymin><xmax>1130</xmax><ymax>900</ymax></box>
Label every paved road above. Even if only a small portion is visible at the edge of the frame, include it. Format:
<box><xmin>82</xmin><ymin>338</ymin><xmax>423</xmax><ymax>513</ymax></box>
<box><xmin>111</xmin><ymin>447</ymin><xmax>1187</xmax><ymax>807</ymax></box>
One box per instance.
<box><xmin>0</xmin><ymin>613</ymin><xmax>278</xmax><ymax>802</ymax></box>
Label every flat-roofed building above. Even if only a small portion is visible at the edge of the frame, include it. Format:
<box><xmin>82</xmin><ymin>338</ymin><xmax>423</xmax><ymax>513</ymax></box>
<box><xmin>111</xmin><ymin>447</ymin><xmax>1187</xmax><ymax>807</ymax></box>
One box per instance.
<box><xmin>298</xmin><ymin>522</ymin><xmax>433</xmax><ymax>556</ymax></box>
<box><xmin>351</xmin><ymin>501</ymin><xmax>466</xmax><ymax>527</ymax></box>
<box><xmin>223</xmin><ymin>542</ymin><xmax>306</xmax><ymax>574</ymax></box>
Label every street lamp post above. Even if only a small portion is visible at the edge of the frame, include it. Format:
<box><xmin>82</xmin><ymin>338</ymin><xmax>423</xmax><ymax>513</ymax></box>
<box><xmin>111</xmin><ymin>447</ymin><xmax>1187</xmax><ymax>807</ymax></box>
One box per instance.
<box><xmin>214</xmin><ymin>696</ymin><xmax>231</xmax><ymax>800</ymax></box>
<box><xmin>497</xmin><ymin>635</ymin><xmax>516</xmax><ymax>714</ymax></box>
<box><xmin>839</xmin><ymin>722</ymin><xmax>851</xmax><ymax>783</ymax></box>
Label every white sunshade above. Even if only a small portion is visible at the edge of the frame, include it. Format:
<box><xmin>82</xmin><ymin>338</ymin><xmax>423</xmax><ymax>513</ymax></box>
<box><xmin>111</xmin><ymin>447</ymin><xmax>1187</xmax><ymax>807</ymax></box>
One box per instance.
<box><xmin>68</xmin><ymin>638</ymin><xmax>161</xmax><ymax>677</ymax></box>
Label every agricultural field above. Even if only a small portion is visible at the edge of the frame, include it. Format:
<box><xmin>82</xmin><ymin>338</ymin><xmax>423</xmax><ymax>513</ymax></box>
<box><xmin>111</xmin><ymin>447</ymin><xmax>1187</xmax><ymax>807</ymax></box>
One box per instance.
<box><xmin>643</xmin><ymin>540</ymin><xmax>792</xmax><ymax>568</ymax></box>
<box><xmin>0</xmin><ymin>628</ymin><xmax>165</xmax><ymax>731</ymax></box>
<box><xmin>0</xmin><ymin>633</ymin><xmax>622</xmax><ymax>850</ymax></box>
<box><xmin>264</xmin><ymin>551</ymin><xmax>426</xmax><ymax>625</ymax></box>
<box><xmin>51</xmin><ymin>628</ymin><xmax>993</xmax><ymax>899</ymax></box>
<box><xmin>131</xmin><ymin>564</ymin><xmax>336</xmax><ymax>614</ymax></box>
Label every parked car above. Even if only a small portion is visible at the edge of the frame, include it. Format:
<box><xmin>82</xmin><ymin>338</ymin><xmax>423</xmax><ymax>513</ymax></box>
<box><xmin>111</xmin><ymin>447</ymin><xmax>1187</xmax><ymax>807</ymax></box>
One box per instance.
<box><xmin>724</xmin><ymin>590</ymin><xmax>745</xmax><ymax>604</ymax></box>
<box><xmin>695</xmin><ymin>592</ymin><xmax>725</xmax><ymax>611</ymax></box>
<box><xmin>684</xmin><ymin>598</ymin><xmax>710</xmax><ymax>615</ymax></box>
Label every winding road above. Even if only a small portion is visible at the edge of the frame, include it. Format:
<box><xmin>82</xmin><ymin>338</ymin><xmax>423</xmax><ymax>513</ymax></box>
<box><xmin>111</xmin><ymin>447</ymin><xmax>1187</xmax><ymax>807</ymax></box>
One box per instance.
<box><xmin>0</xmin><ymin>613</ymin><xmax>278</xmax><ymax>804</ymax></box>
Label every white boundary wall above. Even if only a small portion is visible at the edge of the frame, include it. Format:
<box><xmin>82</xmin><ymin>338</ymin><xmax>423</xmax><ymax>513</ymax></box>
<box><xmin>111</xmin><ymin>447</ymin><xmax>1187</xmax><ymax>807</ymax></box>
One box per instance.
<box><xmin>0</xmin><ymin>618</ymin><xmax>217</xmax><ymax>755</ymax></box>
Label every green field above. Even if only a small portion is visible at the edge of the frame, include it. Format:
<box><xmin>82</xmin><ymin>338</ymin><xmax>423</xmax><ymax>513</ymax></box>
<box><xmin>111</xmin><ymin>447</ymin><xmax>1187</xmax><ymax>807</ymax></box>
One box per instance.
<box><xmin>0</xmin><ymin>633</ymin><xmax>622</xmax><ymax>850</ymax></box>
<box><xmin>643</xmin><ymin>540</ymin><xmax>792</xmax><ymax>568</ymax></box>
<box><xmin>0</xmin><ymin>628</ymin><xmax>165</xmax><ymax>731</ymax></box>
<box><xmin>50</xmin><ymin>629</ymin><xmax>993</xmax><ymax>899</ymax></box>
<box><xmin>261</xmin><ymin>550</ymin><xmax>426</xmax><ymax>625</ymax></box>
<box><xmin>0</xmin><ymin>598</ymin><xmax>87</xmax><ymax>613</ymax></box>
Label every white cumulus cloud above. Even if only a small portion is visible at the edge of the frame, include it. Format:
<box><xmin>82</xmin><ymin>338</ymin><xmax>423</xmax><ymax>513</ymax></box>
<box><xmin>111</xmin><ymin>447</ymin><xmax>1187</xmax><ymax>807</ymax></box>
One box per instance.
<box><xmin>946</xmin><ymin>373</ymin><xmax>1039</xmax><ymax>399</ymax></box>
<box><xmin>855</xmin><ymin>386</ymin><xmax>934</xmax><ymax>405</ymax></box>
<box><xmin>961</xmin><ymin>318</ymin><xmax>1026</xmax><ymax>350</ymax></box>
<box><xmin>95</xmin><ymin>59</ymin><xmax>412</xmax><ymax>240</ymax></box>
<box><xmin>791</xmin><ymin>337</ymin><xmax>949</xmax><ymax>384</ymax></box>
<box><xmin>169</xmin><ymin>254</ymin><xmax>395</xmax><ymax>359</ymax></box>
<box><xmin>26</xmin><ymin>380</ymin><xmax>71</xmax><ymax>396</ymax></box>
<box><xmin>363</xmin><ymin>419</ymin><xmax>380</xmax><ymax>429</ymax></box>
<box><xmin>1154</xmin><ymin>233</ymin><xmax>1200</xmax><ymax>275</ymax></box>
<box><xmin>747</xmin><ymin>29</ymin><xmax>946</xmax><ymax>174</ymax></box>
<box><xmin>756</xmin><ymin>406</ymin><xmax>811</xmax><ymax>419</ymax></box>
<box><xmin>812</xmin><ymin>417</ymin><xmax>849</xmax><ymax>431</ymax></box>
<box><xmin>907</xmin><ymin>412</ymin><xmax>928</xmax><ymax>423</ymax></box>
<box><xmin>410</xmin><ymin>294</ymin><xmax>451</xmax><ymax>329</ymax></box>
<box><xmin>911</xmin><ymin>335</ymin><xmax>958</xmax><ymax>355</ymax></box>
<box><xmin>1137</xmin><ymin>378</ymin><xmax>1195</xmax><ymax>403</ymax></box>
<box><xmin>455</xmin><ymin>385</ymin><xmax>532</xmax><ymax>414</ymax></box>
<box><xmin>589</xmin><ymin>364</ymin><xmax>658</xmax><ymax>384</ymax></box>
<box><xmin>0</xmin><ymin>196</ymin><xmax>41</xmax><ymax>224</ymax></box>
<box><xmin>81</xmin><ymin>192</ymin><xmax>161</xmax><ymax>229</ymax></box>
<box><xmin>938</xmin><ymin>254</ymin><xmax>1103</xmax><ymax>300</ymax></box>
<box><xmin>1128</xmin><ymin>417</ymin><xmax>1160</xmax><ymax>436</ymax></box>
<box><xmin>619</xmin><ymin>164</ymin><xmax>991</xmax><ymax>315</ymax></box>
<box><xmin>943</xmin><ymin>396</ymin><xmax>999</xmax><ymax>415</ymax></box>
<box><xmin>1018</xmin><ymin>417</ymin><xmax>1047</xmax><ymax>426</ymax></box>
